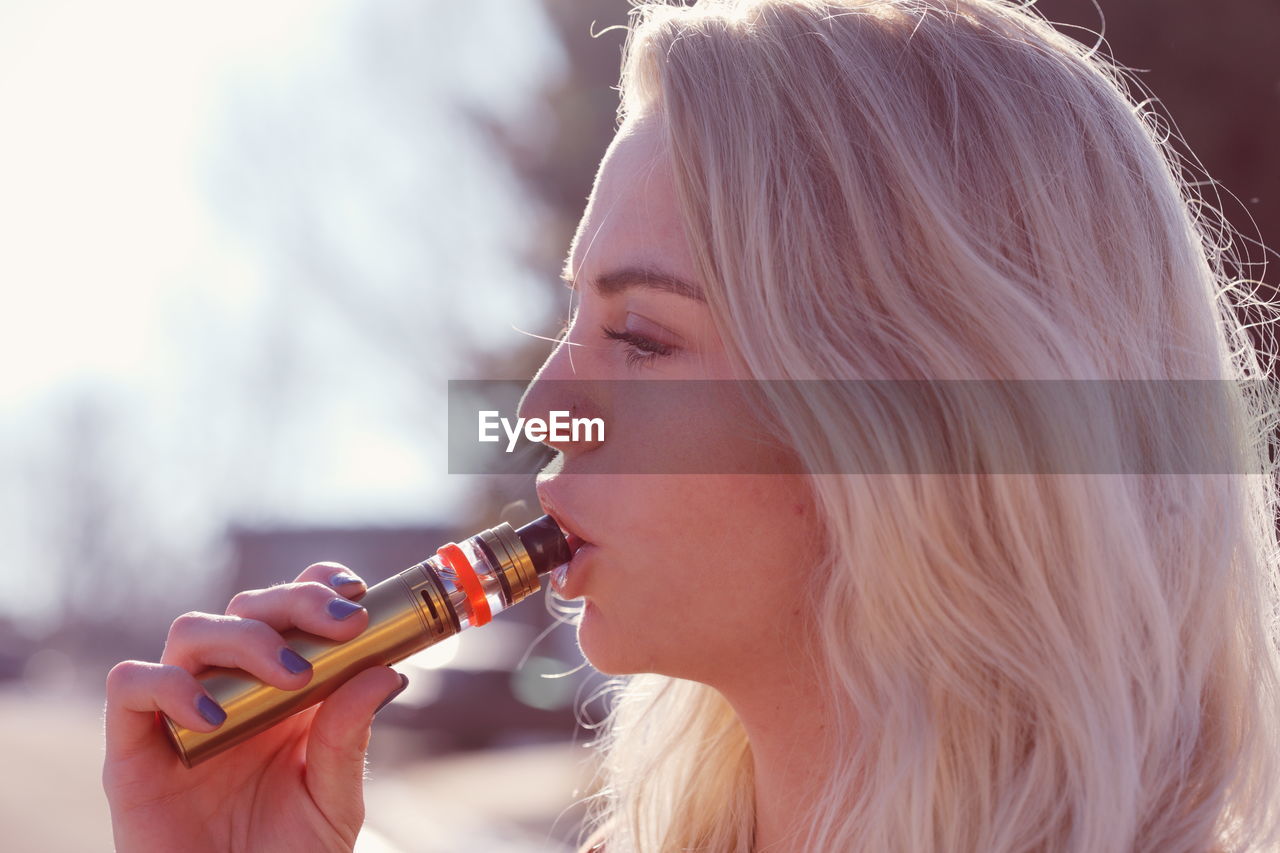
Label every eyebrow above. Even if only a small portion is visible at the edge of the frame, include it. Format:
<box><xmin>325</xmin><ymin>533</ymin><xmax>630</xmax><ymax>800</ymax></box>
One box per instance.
<box><xmin>559</xmin><ymin>264</ymin><xmax>706</xmax><ymax>302</ymax></box>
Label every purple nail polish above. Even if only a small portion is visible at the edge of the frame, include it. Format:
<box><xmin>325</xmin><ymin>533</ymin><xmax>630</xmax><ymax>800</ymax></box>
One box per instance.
<box><xmin>197</xmin><ymin>694</ymin><xmax>227</xmax><ymax>726</ymax></box>
<box><xmin>328</xmin><ymin>572</ymin><xmax>362</xmax><ymax>587</ymax></box>
<box><xmin>327</xmin><ymin>598</ymin><xmax>364</xmax><ymax>621</ymax></box>
<box><xmin>375</xmin><ymin>673</ymin><xmax>410</xmax><ymax>715</ymax></box>
<box><xmin>279</xmin><ymin>647</ymin><xmax>312</xmax><ymax>674</ymax></box>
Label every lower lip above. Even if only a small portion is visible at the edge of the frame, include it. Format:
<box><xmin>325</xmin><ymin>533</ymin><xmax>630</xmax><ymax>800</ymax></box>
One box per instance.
<box><xmin>552</xmin><ymin>541</ymin><xmax>596</xmax><ymax>599</ymax></box>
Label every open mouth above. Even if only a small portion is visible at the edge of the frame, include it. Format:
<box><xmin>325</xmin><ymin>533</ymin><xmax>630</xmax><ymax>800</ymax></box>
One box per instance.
<box><xmin>564</xmin><ymin>532</ymin><xmax>587</xmax><ymax>556</ymax></box>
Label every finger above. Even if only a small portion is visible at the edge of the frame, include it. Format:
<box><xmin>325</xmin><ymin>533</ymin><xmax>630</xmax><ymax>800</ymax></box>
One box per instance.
<box><xmin>304</xmin><ymin>666</ymin><xmax>408</xmax><ymax>832</ymax></box>
<box><xmin>159</xmin><ymin>612</ymin><xmax>315</xmax><ymax>691</ymax></box>
<box><xmin>293</xmin><ymin>561</ymin><xmax>368</xmax><ymax>595</ymax></box>
<box><xmin>224</xmin><ymin>581</ymin><xmax>368</xmax><ymax>640</ymax></box>
<box><xmin>104</xmin><ymin>660</ymin><xmax>227</xmax><ymax>763</ymax></box>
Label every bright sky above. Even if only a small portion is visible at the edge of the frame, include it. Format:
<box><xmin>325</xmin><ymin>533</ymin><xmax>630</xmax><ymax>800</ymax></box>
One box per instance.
<box><xmin>0</xmin><ymin>0</ymin><xmax>566</xmax><ymax>628</ymax></box>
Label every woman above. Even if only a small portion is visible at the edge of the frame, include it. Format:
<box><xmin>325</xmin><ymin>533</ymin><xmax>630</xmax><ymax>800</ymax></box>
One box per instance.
<box><xmin>104</xmin><ymin>0</ymin><xmax>1280</xmax><ymax>851</ymax></box>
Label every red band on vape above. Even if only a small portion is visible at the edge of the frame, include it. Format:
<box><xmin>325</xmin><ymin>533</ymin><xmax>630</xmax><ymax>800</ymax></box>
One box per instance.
<box><xmin>436</xmin><ymin>542</ymin><xmax>491</xmax><ymax>627</ymax></box>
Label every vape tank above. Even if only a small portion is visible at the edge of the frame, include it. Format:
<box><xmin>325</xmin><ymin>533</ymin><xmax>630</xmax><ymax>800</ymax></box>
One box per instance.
<box><xmin>162</xmin><ymin>515</ymin><xmax>571</xmax><ymax>767</ymax></box>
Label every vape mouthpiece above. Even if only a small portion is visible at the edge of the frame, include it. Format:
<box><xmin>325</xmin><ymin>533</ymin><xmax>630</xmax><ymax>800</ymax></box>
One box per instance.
<box><xmin>516</xmin><ymin>514</ymin><xmax>572</xmax><ymax>576</ymax></box>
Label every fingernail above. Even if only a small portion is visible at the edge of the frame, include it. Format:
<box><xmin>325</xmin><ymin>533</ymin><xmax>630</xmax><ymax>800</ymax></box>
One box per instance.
<box><xmin>327</xmin><ymin>598</ymin><xmax>364</xmax><ymax>621</ymax></box>
<box><xmin>329</xmin><ymin>572</ymin><xmax>362</xmax><ymax>587</ymax></box>
<box><xmin>197</xmin><ymin>694</ymin><xmax>227</xmax><ymax>727</ymax></box>
<box><xmin>279</xmin><ymin>646</ymin><xmax>312</xmax><ymax>674</ymax></box>
<box><xmin>375</xmin><ymin>673</ymin><xmax>410</xmax><ymax>716</ymax></box>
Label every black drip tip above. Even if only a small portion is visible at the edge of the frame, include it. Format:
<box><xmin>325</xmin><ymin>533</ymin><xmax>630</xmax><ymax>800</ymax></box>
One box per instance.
<box><xmin>516</xmin><ymin>514</ymin><xmax>572</xmax><ymax>576</ymax></box>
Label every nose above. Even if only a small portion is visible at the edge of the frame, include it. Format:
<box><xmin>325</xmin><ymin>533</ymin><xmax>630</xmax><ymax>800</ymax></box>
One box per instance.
<box><xmin>517</xmin><ymin>337</ymin><xmax>606</xmax><ymax>457</ymax></box>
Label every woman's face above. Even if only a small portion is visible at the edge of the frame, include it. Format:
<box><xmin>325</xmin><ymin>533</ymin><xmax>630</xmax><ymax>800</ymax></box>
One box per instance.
<box><xmin>520</xmin><ymin>115</ymin><xmax>824</xmax><ymax>687</ymax></box>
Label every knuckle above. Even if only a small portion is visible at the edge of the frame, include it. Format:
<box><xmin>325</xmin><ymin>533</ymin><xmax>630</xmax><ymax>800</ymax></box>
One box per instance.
<box><xmin>299</xmin><ymin>581</ymin><xmax>337</xmax><ymax>602</ymax></box>
<box><xmin>306</xmin><ymin>561</ymin><xmax>348</xmax><ymax>575</ymax></box>
<box><xmin>169</xmin><ymin>611</ymin><xmax>208</xmax><ymax>636</ymax></box>
<box><xmin>226</xmin><ymin>589</ymin><xmax>259</xmax><ymax>613</ymax></box>
<box><xmin>158</xmin><ymin>663</ymin><xmax>198</xmax><ymax>690</ymax></box>
<box><xmin>236</xmin><ymin>616</ymin><xmax>283</xmax><ymax>647</ymax></box>
<box><xmin>105</xmin><ymin>660</ymin><xmax>140</xmax><ymax>692</ymax></box>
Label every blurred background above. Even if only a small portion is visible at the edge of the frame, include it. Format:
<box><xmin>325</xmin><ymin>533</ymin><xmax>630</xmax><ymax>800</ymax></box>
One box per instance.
<box><xmin>0</xmin><ymin>0</ymin><xmax>1274</xmax><ymax>850</ymax></box>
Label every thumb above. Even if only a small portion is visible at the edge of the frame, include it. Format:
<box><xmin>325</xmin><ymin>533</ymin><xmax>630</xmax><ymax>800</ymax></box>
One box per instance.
<box><xmin>303</xmin><ymin>666</ymin><xmax>408</xmax><ymax>830</ymax></box>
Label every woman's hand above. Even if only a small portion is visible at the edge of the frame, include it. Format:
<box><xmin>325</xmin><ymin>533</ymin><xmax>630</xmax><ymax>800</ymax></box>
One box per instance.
<box><xmin>102</xmin><ymin>562</ymin><xmax>409</xmax><ymax>853</ymax></box>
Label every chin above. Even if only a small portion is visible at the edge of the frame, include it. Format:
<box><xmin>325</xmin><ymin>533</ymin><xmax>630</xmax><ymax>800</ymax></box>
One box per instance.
<box><xmin>575</xmin><ymin>600</ymin><xmax>648</xmax><ymax>676</ymax></box>
<box><xmin>576</xmin><ymin>602</ymin><xmax>698</xmax><ymax>679</ymax></box>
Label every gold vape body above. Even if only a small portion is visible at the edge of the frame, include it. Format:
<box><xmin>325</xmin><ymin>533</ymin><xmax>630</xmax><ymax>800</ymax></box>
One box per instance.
<box><xmin>163</xmin><ymin>516</ymin><xmax>569</xmax><ymax>767</ymax></box>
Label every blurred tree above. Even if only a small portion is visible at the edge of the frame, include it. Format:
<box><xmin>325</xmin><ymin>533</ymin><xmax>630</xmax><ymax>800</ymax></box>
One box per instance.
<box><xmin>44</xmin><ymin>393</ymin><xmax>124</xmax><ymax>634</ymax></box>
<box><xmin>31</xmin><ymin>389</ymin><xmax>215</xmax><ymax>662</ymax></box>
<box><xmin>456</xmin><ymin>0</ymin><xmax>634</xmax><ymax>525</ymax></box>
<box><xmin>200</xmin><ymin>1</ymin><xmax>582</xmax><ymax>533</ymax></box>
<box><xmin>462</xmin><ymin>0</ymin><xmax>635</xmax><ymax>376</ymax></box>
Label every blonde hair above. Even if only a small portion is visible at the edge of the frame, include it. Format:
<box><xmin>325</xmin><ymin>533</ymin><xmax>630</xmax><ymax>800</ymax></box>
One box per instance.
<box><xmin>569</xmin><ymin>1</ymin><xmax>1280</xmax><ymax>850</ymax></box>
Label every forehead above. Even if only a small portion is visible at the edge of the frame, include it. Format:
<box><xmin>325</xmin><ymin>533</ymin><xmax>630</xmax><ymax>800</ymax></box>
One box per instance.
<box><xmin>564</xmin><ymin>116</ymin><xmax>698</xmax><ymax>281</ymax></box>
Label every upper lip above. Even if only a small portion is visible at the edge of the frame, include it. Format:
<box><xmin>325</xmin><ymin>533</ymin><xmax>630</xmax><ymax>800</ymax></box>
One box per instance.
<box><xmin>535</xmin><ymin>485</ymin><xmax>592</xmax><ymax>546</ymax></box>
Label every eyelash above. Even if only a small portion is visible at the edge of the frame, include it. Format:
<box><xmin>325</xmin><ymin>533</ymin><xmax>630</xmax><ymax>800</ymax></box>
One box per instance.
<box><xmin>600</xmin><ymin>325</ymin><xmax>675</xmax><ymax>368</ymax></box>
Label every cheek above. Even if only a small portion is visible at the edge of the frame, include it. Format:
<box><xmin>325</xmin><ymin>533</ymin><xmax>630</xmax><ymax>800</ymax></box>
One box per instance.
<box><xmin>576</xmin><ymin>475</ymin><xmax>822</xmax><ymax>678</ymax></box>
<box><xmin>654</xmin><ymin>477</ymin><xmax>816</xmax><ymax>576</ymax></box>
<box><xmin>686</xmin><ymin>477</ymin><xmax>824</xmax><ymax>634</ymax></box>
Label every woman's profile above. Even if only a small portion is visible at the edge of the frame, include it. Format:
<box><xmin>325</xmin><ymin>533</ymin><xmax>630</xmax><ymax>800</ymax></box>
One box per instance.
<box><xmin>104</xmin><ymin>1</ymin><xmax>1280</xmax><ymax>851</ymax></box>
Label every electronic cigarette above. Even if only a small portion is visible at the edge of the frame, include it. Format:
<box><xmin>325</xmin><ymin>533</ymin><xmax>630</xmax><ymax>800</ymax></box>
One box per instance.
<box><xmin>162</xmin><ymin>514</ymin><xmax>571</xmax><ymax>768</ymax></box>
